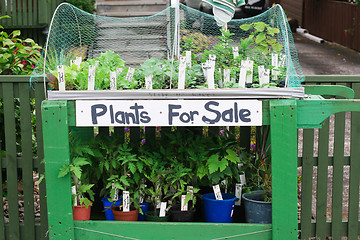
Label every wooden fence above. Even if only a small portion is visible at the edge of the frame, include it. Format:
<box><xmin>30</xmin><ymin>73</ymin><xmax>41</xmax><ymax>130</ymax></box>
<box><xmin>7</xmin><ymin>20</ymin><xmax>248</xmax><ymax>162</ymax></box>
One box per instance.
<box><xmin>1</xmin><ymin>75</ymin><xmax>360</xmax><ymax>239</ymax></box>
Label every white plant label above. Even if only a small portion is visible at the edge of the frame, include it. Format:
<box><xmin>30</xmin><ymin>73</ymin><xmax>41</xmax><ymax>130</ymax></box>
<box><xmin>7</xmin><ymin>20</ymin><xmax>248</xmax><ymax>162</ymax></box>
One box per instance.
<box><xmin>213</xmin><ymin>184</ymin><xmax>223</xmax><ymax>200</ymax></box>
<box><xmin>72</xmin><ymin>186</ymin><xmax>78</xmax><ymax>206</ymax></box>
<box><xmin>279</xmin><ymin>54</ymin><xmax>286</xmax><ymax>67</ymax></box>
<box><xmin>207</xmin><ymin>55</ymin><xmax>216</xmax><ymax>89</ymax></box>
<box><xmin>125</xmin><ymin>67</ymin><xmax>135</xmax><ymax>82</ymax></box>
<box><xmin>145</xmin><ymin>75</ymin><xmax>153</xmax><ymax>89</ymax></box>
<box><xmin>112</xmin><ymin>183</ymin><xmax>118</xmax><ymax>201</ymax></box>
<box><xmin>187</xmin><ymin>186</ymin><xmax>194</xmax><ymax>200</ymax></box>
<box><xmin>240</xmin><ymin>174</ymin><xmax>246</xmax><ymax>185</ymax></box>
<box><xmin>156</xmin><ymin>199</ymin><xmax>161</xmax><ymax>209</ymax></box>
<box><xmin>239</xmin><ymin>60</ymin><xmax>247</xmax><ymax>88</ymax></box>
<box><xmin>123</xmin><ymin>191</ymin><xmax>130</xmax><ymax>212</ymax></box>
<box><xmin>75</xmin><ymin>56</ymin><xmax>82</xmax><ymax>66</ymax></box>
<box><xmin>70</xmin><ymin>60</ymin><xmax>75</xmax><ymax>66</ymax></box>
<box><xmin>185</xmin><ymin>51</ymin><xmax>192</xmax><ymax>68</ymax></box>
<box><xmin>88</xmin><ymin>65</ymin><xmax>95</xmax><ymax>90</ymax></box>
<box><xmin>258</xmin><ymin>65</ymin><xmax>270</xmax><ymax>85</ymax></box>
<box><xmin>223</xmin><ymin>69</ymin><xmax>231</xmax><ymax>83</ymax></box>
<box><xmin>209</xmin><ymin>54</ymin><xmax>216</xmax><ymax>69</ymax></box>
<box><xmin>95</xmin><ymin>60</ymin><xmax>99</xmax><ymax>67</ymax></box>
<box><xmin>57</xmin><ymin>65</ymin><xmax>65</xmax><ymax>91</ymax></box>
<box><xmin>232</xmin><ymin>46</ymin><xmax>239</xmax><ymax>59</ymax></box>
<box><xmin>235</xmin><ymin>183</ymin><xmax>242</xmax><ymax>206</ymax></box>
<box><xmin>159</xmin><ymin>202</ymin><xmax>167</xmax><ymax>217</ymax></box>
<box><xmin>245</xmin><ymin>60</ymin><xmax>254</xmax><ymax>83</ymax></box>
<box><xmin>110</xmin><ymin>71</ymin><xmax>117</xmax><ymax>90</ymax></box>
<box><xmin>178</xmin><ymin>56</ymin><xmax>186</xmax><ymax>89</ymax></box>
<box><xmin>181</xmin><ymin>195</ymin><xmax>188</xmax><ymax>211</ymax></box>
<box><xmin>201</xmin><ymin>62</ymin><xmax>209</xmax><ymax>80</ymax></box>
<box><xmin>272</xmin><ymin>53</ymin><xmax>279</xmax><ymax>80</ymax></box>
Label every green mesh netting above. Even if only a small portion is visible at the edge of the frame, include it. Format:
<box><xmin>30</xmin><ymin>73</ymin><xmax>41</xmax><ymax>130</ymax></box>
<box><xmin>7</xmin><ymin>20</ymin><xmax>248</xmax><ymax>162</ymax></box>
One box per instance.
<box><xmin>31</xmin><ymin>3</ymin><xmax>303</xmax><ymax>93</ymax></box>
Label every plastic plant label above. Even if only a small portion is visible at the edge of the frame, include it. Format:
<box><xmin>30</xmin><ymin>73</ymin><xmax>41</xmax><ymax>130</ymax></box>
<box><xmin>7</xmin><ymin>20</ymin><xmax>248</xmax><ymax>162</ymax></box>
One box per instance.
<box><xmin>240</xmin><ymin>174</ymin><xmax>246</xmax><ymax>185</ymax></box>
<box><xmin>57</xmin><ymin>65</ymin><xmax>66</xmax><ymax>91</ymax></box>
<box><xmin>110</xmin><ymin>71</ymin><xmax>117</xmax><ymax>90</ymax></box>
<box><xmin>181</xmin><ymin>195</ymin><xmax>188</xmax><ymax>211</ymax></box>
<box><xmin>75</xmin><ymin>56</ymin><xmax>82</xmax><ymax>66</ymax></box>
<box><xmin>258</xmin><ymin>66</ymin><xmax>270</xmax><ymax>86</ymax></box>
<box><xmin>213</xmin><ymin>184</ymin><xmax>223</xmax><ymax>200</ymax></box>
<box><xmin>112</xmin><ymin>183</ymin><xmax>118</xmax><ymax>201</ymax></box>
<box><xmin>88</xmin><ymin>65</ymin><xmax>95</xmax><ymax>90</ymax></box>
<box><xmin>156</xmin><ymin>199</ymin><xmax>161</xmax><ymax>209</ymax></box>
<box><xmin>145</xmin><ymin>75</ymin><xmax>153</xmax><ymax>89</ymax></box>
<box><xmin>207</xmin><ymin>55</ymin><xmax>216</xmax><ymax>89</ymax></box>
<box><xmin>72</xmin><ymin>186</ymin><xmax>78</xmax><ymax>206</ymax></box>
<box><xmin>125</xmin><ymin>67</ymin><xmax>135</xmax><ymax>82</ymax></box>
<box><xmin>70</xmin><ymin>60</ymin><xmax>75</xmax><ymax>66</ymax></box>
<box><xmin>159</xmin><ymin>202</ymin><xmax>167</xmax><ymax>217</ymax></box>
<box><xmin>239</xmin><ymin>60</ymin><xmax>247</xmax><ymax>88</ymax></box>
<box><xmin>201</xmin><ymin>62</ymin><xmax>209</xmax><ymax>80</ymax></box>
<box><xmin>123</xmin><ymin>191</ymin><xmax>130</xmax><ymax>212</ymax></box>
<box><xmin>95</xmin><ymin>60</ymin><xmax>99</xmax><ymax>67</ymax></box>
<box><xmin>224</xmin><ymin>69</ymin><xmax>231</xmax><ymax>83</ymax></box>
<box><xmin>235</xmin><ymin>183</ymin><xmax>242</xmax><ymax>206</ymax></box>
<box><xmin>185</xmin><ymin>51</ymin><xmax>192</xmax><ymax>68</ymax></box>
<box><xmin>232</xmin><ymin>46</ymin><xmax>239</xmax><ymax>59</ymax></box>
<box><xmin>279</xmin><ymin>54</ymin><xmax>286</xmax><ymax>67</ymax></box>
<box><xmin>209</xmin><ymin>54</ymin><xmax>216</xmax><ymax>69</ymax></box>
<box><xmin>187</xmin><ymin>186</ymin><xmax>194</xmax><ymax>200</ymax></box>
<box><xmin>245</xmin><ymin>60</ymin><xmax>254</xmax><ymax>83</ymax></box>
<box><xmin>272</xmin><ymin>53</ymin><xmax>279</xmax><ymax>80</ymax></box>
<box><xmin>178</xmin><ymin>56</ymin><xmax>186</xmax><ymax>89</ymax></box>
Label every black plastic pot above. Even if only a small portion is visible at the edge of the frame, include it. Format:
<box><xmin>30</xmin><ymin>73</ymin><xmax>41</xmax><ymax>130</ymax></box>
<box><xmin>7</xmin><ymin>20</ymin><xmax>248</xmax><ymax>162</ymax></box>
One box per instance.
<box><xmin>242</xmin><ymin>190</ymin><xmax>272</xmax><ymax>224</ymax></box>
<box><xmin>145</xmin><ymin>211</ymin><xmax>170</xmax><ymax>222</ymax></box>
<box><xmin>170</xmin><ymin>205</ymin><xmax>196</xmax><ymax>222</ymax></box>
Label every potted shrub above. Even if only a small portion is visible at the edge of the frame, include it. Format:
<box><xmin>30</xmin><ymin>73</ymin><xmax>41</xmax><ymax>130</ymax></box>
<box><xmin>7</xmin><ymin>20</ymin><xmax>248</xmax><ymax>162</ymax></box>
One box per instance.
<box><xmin>241</xmin><ymin>126</ymin><xmax>272</xmax><ymax>224</ymax></box>
<box><xmin>57</xmin><ymin>137</ymin><xmax>95</xmax><ymax>221</ymax></box>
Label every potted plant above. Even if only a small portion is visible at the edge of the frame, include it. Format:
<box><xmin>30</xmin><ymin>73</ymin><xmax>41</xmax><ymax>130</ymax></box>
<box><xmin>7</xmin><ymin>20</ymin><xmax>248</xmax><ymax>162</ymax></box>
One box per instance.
<box><xmin>241</xmin><ymin>126</ymin><xmax>272</xmax><ymax>224</ymax></box>
<box><xmin>57</xmin><ymin>136</ymin><xmax>95</xmax><ymax>221</ymax></box>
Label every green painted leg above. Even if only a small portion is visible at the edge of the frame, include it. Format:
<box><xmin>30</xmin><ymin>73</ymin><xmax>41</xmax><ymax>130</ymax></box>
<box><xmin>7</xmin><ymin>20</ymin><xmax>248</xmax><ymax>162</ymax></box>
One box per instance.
<box><xmin>42</xmin><ymin>100</ymin><xmax>75</xmax><ymax>240</ymax></box>
<box><xmin>270</xmin><ymin>100</ymin><xmax>298</xmax><ymax>240</ymax></box>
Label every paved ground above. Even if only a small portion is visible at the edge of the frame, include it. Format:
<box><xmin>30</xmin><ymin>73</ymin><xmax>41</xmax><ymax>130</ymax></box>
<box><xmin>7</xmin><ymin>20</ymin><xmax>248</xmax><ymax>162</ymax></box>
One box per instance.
<box><xmin>294</xmin><ymin>33</ymin><xmax>360</xmax><ymax>75</ymax></box>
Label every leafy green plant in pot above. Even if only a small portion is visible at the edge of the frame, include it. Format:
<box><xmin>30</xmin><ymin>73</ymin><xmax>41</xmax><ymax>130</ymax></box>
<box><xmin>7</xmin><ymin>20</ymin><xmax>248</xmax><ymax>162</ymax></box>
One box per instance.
<box><xmin>241</xmin><ymin>126</ymin><xmax>272</xmax><ymax>224</ymax></box>
<box><xmin>57</xmin><ymin>138</ymin><xmax>95</xmax><ymax>221</ymax></box>
<box><xmin>105</xmin><ymin>143</ymin><xmax>144</xmax><ymax>221</ymax></box>
<box><xmin>139</xmin><ymin>149</ymin><xmax>171</xmax><ymax>221</ymax></box>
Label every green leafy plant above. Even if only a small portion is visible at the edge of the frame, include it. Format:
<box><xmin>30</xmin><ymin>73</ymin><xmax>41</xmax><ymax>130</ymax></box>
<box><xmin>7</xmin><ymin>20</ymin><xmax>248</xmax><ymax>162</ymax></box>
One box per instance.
<box><xmin>66</xmin><ymin>0</ymin><xmax>96</xmax><ymax>13</ymax></box>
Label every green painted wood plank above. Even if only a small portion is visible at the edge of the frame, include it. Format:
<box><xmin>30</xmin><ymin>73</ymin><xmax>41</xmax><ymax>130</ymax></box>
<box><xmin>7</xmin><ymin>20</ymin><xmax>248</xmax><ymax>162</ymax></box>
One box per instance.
<box><xmin>38</xmin><ymin>0</ymin><xmax>48</xmax><ymax>25</ymax></box>
<box><xmin>348</xmin><ymin>111</ymin><xmax>360</xmax><ymax>239</ymax></box>
<box><xmin>34</xmin><ymin>82</ymin><xmax>48</xmax><ymax>240</ymax></box>
<box><xmin>3</xmin><ymin>83</ymin><xmax>20</xmax><ymax>239</ymax></box>
<box><xmin>19</xmin><ymin>83</ymin><xmax>35</xmax><ymax>240</ymax></box>
<box><xmin>1</xmin><ymin>0</ymin><xmax>7</xmax><ymax>24</ymax></box>
<box><xmin>270</xmin><ymin>100</ymin><xmax>298</xmax><ymax>240</ymax></box>
<box><xmin>300</xmin><ymin>129</ymin><xmax>314</xmax><ymax>239</ymax></box>
<box><xmin>315</xmin><ymin>118</ymin><xmax>330</xmax><ymax>239</ymax></box>
<box><xmin>28</xmin><ymin>0</ymin><xmax>33</xmax><ymax>26</ymax></box>
<box><xmin>42</xmin><ymin>100</ymin><xmax>75</xmax><ymax>240</ymax></box>
<box><xmin>11</xmin><ymin>0</ymin><xmax>16</xmax><ymax>27</ymax></box>
<box><xmin>22</xmin><ymin>0</ymin><xmax>28</xmax><ymax>26</ymax></box>
<box><xmin>74</xmin><ymin>221</ymin><xmax>272</xmax><ymax>240</ymax></box>
<box><xmin>304</xmin><ymin>85</ymin><xmax>354</xmax><ymax>99</ymax></box>
<box><xmin>0</xmin><ymin>88</ymin><xmax>4</xmax><ymax>240</ymax></box>
<box><xmin>305</xmin><ymin>75</ymin><xmax>360</xmax><ymax>83</ymax></box>
<box><xmin>34</xmin><ymin>0</ymin><xmax>38</xmax><ymax>25</ymax></box>
<box><xmin>331</xmin><ymin>112</ymin><xmax>346</xmax><ymax>239</ymax></box>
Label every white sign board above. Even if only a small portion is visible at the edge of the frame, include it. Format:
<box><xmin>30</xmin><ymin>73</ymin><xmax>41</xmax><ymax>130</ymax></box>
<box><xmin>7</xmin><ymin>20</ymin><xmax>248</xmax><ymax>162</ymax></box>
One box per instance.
<box><xmin>76</xmin><ymin>100</ymin><xmax>262</xmax><ymax>127</ymax></box>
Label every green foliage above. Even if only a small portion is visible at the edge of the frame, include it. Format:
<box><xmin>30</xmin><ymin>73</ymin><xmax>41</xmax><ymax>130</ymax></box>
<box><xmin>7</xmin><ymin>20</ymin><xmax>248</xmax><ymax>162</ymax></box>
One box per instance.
<box><xmin>66</xmin><ymin>0</ymin><xmax>96</xmax><ymax>13</ymax></box>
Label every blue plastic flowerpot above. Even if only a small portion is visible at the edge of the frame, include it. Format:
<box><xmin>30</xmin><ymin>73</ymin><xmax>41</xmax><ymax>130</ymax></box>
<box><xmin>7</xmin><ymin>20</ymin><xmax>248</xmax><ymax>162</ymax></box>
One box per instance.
<box><xmin>101</xmin><ymin>197</ymin><xmax>121</xmax><ymax>221</ymax></box>
<box><xmin>202</xmin><ymin>193</ymin><xmax>236</xmax><ymax>223</ymax></box>
<box><xmin>242</xmin><ymin>190</ymin><xmax>272</xmax><ymax>224</ymax></box>
<box><xmin>138</xmin><ymin>202</ymin><xmax>149</xmax><ymax>221</ymax></box>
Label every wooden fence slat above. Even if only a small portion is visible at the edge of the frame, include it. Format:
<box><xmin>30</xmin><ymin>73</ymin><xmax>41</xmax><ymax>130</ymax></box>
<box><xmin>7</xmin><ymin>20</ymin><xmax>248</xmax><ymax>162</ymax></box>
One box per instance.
<box><xmin>300</xmin><ymin>129</ymin><xmax>314</xmax><ymax>239</ymax></box>
<box><xmin>331</xmin><ymin>112</ymin><xmax>346</xmax><ymax>239</ymax></box>
<box><xmin>0</xmin><ymin>83</ymin><xmax>5</xmax><ymax>240</ymax></box>
<box><xmin>22</xmin><ymin>0</ymin><xmax>28</xmax><ymax>27</ymax></box>
<box><xmin>11</xmin><ymin>0</ymin><xmax>17</xmax><ymax>27</ymax></box>
<box><xmin>34</xmin><ymin>82</ymin><xmax>47</xmax><ymax>240</ymax></box>
<box><xmin>1</xmin><ymin>0</ymin><xmax>7</xmax><ymax>23</ymax></box>
<box><xmin>28</xmin><ymin>0</ymin><xmax>33</xmax><ymax>26</ymax></box>
<box><xmin>3</xmin><ymin>83</ymin><xmax>20</xmax><ymax>239</ymax></box>
<box><xmin>315</xmin><ymin>119</ymin><xmax>330</xmax><ymax>239</ymax></box>
<box><xmin>19</xmin><ymin>83</ymin><xmax>35</xmax><ymax>240</ymax></box>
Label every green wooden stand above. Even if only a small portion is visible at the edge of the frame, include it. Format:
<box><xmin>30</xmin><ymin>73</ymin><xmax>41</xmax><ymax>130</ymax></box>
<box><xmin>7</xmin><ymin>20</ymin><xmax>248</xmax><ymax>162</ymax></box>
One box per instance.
<box><xmin>41</xmin><ymin>88</ymin><xmax>360</xmax><ymax>240</ymax></box>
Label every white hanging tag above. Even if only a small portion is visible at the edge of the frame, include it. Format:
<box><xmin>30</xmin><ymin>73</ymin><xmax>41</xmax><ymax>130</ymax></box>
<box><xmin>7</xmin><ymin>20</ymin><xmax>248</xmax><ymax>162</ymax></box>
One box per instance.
<box><xmin>57</xmin><ymin>65</ymin><xmax>65</xmax><ymax>91</ymax></box>
<box><xmin>235</xmin><ymin>183</ymin><xmax>242</xmax><ymax>206</ymax></box>
<box><xmin>201</xmin><ymin>62</ymin><xmax>208</xmax><ymax>80</ymax></box>
<box><xmin>145</xmin><ymin>75</ymin><xmax>153</xmax><ymax>89</ymax></box>
<box><xmin>245</xmin><ymin>60</ymin><xmax>254</xmax><ymax>84</ymax></box>
<box><xmin>125</xmin><ymin>67</ymin><xmax>135</xmax><ymax>82</ymax></box>
<box><xmin>123</xmin><ymin>191</ymin><xmax>130</xmax><ymax>212</ymax></box>
<box><xmin>110</xmin><ymin>71</ymin><xmax>117</xmax><ymax>90</ymax></box>
<box><xmin>156</xmin><ymin>199</ymin><xmax>161</xmax><ymax>209</ymax></box>
<box><xmin>207</xmin><ymin>55</ymin><xmax>216</xmax><ymax>89</ymax></box>
<box><xmin>213</xmin><ymin>184</ymin><xmax>223</xmax><ymax>200</ymax></box>
<box><xmin>88</xmin><ymin>65</ymin><xmax>95</xmax><ymax>90</ymax></box>
<box><xmin>187</xmin><ymin>186</ymin><xmax>193</xmax><ymax>200</ymax></box>
<box><xmin>272</xmin><ymin>53</ymin><xmax>279</xmax><ymax>80</ymax></box>
<box><xmin>178</xmin><ymin>56</ymin><xmax>186</xmax><ymax>89</ymax></box>
<box><xmin>232</xmin><ymin>46</ymin><xmax>239</xmax><ymax>59</ymax></box>
<box><xmin>95</xmin><ymin>60</ymin><xmax>99</xmax><ymax>67</ymax></box>
<box><xmin>159</xmin><ymin>202</ymin><xmax>167</xmax><ymax>217</ymax></box>
<box><xmin>258</xmin><ymin>65</ymin><xmax>270</xmax><ymax>85</ymax></box>
<box><xmin>75</xmin><ymin>56</ymin><xmax>82</xmax><ymax>66</ymax></box>
<box><xmin>185</xmin><ymin>51</ymin><xmax>192</xmax><ymax>68</ymax></box>
<box><xmin>240</xmin><ymin>174</ymin><xmax>246</xmax><ymax>185</ymax></box>
<box><xmin>238</xmin><ymin>60</ymin><xmax>247</xmax><ymax>88</ymax></box>
<box><xmin>181</xmin><ymin>195</ymin><xmax>188</xmax><ymax>211</ymax></box>
<box><xmin>223</xmin><ymin>69</ymin><xmax>231</xmax><ymax>83</ymax></box>
<box><xmin>71</xmin><ymin>186</ymin><xmax>77</xmax><ymax>206</ymax></box>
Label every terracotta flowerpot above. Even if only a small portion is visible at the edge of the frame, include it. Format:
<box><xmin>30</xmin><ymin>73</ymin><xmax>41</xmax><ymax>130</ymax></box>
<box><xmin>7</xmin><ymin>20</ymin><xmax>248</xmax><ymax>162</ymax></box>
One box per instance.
<box><xmin>73</xmin><ymin>204</ymin><xmax>92</xmax><ymax>221</ymax></box>
<box><xmin>112</xmin><ymin>206</ymin><xmax>139</xmax><ymax>221</ymax></box>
